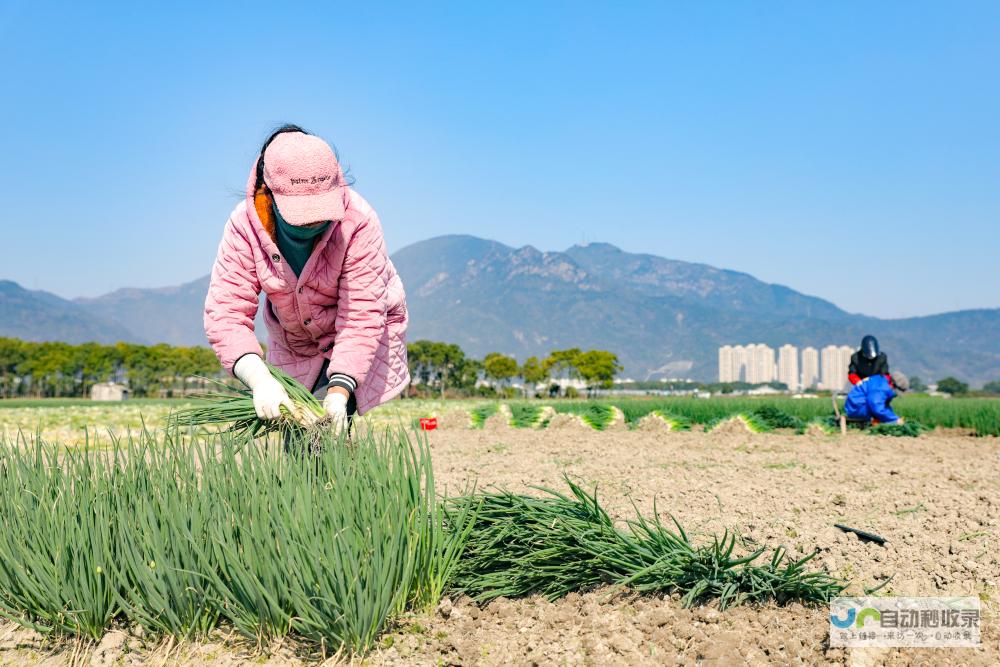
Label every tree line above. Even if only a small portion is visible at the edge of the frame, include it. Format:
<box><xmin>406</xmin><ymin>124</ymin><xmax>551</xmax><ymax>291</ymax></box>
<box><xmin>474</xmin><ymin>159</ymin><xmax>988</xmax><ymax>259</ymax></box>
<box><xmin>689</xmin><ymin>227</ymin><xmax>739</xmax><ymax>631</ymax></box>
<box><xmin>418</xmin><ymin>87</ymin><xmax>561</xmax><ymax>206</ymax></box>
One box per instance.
<box><xmin>0</xmin><ymin>338</ymin><xmax>622</xmax><ymax>400</ymax></box>
<box><xmin>0</xmin><ymin>339</ymin><xmax>222</xmax><ymax>398</ymax></box>
<box><xmin>6</xmin><ymin>336</ymin><xmax>987</xmax><ymax>401</ymax></box>
<box><xmin>406</xmin><ymin>341</ymin><xmax>622</xmax><ymax>398</ymax></box>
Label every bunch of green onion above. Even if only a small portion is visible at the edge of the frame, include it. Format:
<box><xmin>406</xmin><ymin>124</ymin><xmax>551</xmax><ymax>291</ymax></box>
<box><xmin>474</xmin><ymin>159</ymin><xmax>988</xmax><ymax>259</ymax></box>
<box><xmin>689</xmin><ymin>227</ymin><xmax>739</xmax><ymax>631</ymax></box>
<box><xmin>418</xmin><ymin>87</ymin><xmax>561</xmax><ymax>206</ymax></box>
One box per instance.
<box><xmin>448</xmin><ymin>477</ymin><xmax>845</xmax><ymax>608</ymax></box>
<box><xmin>868</xmin><ymin>421</ymin><xmax>926</xmax><ymax>437</ymax></box>
<box><xmin>706</xmin><ymin>413</ymin><xmax>772</xmax><ymax>434</ymax></box>
<box><xmin>169</xmin><ymin>364</ymin><xmax>324</xmax><ymax>437</ymax></box>
<box><xmin>0</xmin><ymin>426</ymin><xmax>470</xmax><ymax>654</ymax></box>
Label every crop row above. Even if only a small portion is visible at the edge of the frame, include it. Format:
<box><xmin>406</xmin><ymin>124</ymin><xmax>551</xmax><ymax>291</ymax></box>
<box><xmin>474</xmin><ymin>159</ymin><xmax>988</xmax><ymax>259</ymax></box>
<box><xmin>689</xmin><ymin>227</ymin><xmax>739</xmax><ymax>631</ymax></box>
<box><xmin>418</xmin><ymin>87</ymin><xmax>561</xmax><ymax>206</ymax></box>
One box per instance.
<box><xmin>461</xmin><ymin>396</ymin><xmax>1000</xmax><ymax>435</ymax></box>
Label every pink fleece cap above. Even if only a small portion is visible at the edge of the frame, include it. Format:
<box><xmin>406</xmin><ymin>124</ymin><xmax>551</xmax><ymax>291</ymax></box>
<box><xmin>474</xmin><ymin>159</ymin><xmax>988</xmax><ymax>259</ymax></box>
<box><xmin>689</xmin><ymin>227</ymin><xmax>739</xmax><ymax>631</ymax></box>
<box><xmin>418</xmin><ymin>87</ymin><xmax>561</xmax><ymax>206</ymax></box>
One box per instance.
<box><xmin>262</xmin><ymin>132</ymin><xmax>347</xmax><ymax>226</ymax></box>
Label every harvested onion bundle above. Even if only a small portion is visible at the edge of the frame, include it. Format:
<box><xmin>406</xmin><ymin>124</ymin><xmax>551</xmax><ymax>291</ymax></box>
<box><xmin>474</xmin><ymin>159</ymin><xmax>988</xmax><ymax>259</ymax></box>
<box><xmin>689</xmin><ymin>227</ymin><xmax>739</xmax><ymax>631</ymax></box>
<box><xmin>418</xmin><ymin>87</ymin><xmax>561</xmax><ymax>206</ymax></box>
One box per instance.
<box><xmin>170</xmin><ymin>364</ymin><xmax>324</xmax><ymax>437</ymax></box>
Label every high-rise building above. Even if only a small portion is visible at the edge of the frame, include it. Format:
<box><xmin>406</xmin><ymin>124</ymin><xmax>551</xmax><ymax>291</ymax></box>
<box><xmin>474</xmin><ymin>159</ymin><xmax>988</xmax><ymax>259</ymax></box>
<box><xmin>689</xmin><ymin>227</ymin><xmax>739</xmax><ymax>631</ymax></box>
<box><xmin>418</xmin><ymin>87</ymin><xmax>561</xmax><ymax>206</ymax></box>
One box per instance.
<box><xmin>744</xmin><ymin>345</ymin><xmax>756</xmax><ymax>384</ymax></box>
<box><xmin>777</xmin><ymin>344</ymin><xmax>799</xmax><ymax>390</ymax></box>
<box><xmin>839</xmin><ymin>345</ymin><xmax>854</xmax><ymax>388</ymax></box>
<box><xmin>801</xmin><ymin>346</ymin><xmax>820</xmax><ymax>390</ymax></box>
<box><xmin>820</xmin><ymin>345</ymin><xmax>839</xmax><ymax>390</ymax></box>
<box><xmin>719</xmin><ymin>346</ymin><xmax>735</xmax><ymax>382</ymax></box>
<box><xmin>718</xmin><ymin>343</ymin><xmax>857</xmax><ymax>391</ymax></box>
<box><xmin>761</xmin><ymin>344</ymin><xmax>777</xmax><ymax>384</ymax></box>
<box><xmin>720</xmin><ymin>344</ymin><xmax>782</xmax><ymax>384</ymax></box>
<box><xmin>735</xmin><ymin>345</ymin><xmax>751</xmax><ymax>382</ymax></box>
<box><xmin>742</xmin><ymin>345</ymin><xmax>756</xmax><ymax>384</ymax></box>
<box><xmin>746</xmin><ymin>344</ymin><xmax>775</xmax><ymax>384</ymax></box>
<box><xmin>821</xmin><ymin>345</ymin><xmax>855</xmax><ymax>391</ymax></box>
<box><xmin>720</xmin><ymin>344</ymin><xmax>755</xmax><ymax>383</ymax></box>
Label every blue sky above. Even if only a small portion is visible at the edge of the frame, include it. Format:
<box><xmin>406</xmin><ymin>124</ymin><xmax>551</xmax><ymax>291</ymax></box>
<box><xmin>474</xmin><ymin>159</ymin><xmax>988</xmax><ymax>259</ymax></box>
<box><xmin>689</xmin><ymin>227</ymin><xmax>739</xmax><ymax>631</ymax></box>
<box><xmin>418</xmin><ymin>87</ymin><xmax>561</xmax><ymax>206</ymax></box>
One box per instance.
<box><xmin>2</xmin><ymin>1</ymin><xmax>997</xmax><ymax>318</ymax></box>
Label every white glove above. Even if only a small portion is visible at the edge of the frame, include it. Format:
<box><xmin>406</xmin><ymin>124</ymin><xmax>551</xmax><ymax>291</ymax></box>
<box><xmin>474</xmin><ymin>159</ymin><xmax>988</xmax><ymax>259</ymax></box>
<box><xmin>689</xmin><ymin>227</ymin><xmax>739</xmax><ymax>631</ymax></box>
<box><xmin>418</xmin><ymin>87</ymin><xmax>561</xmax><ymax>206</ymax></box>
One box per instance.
<box><xmin>234</xmin><ymin>355</ymin><xmax>293</xmax><ymax>421</ymax></box>
<box><xmin>323</xmin><ymin>391</ymin><xmax>350</xmax><ymax>436</ymax></box>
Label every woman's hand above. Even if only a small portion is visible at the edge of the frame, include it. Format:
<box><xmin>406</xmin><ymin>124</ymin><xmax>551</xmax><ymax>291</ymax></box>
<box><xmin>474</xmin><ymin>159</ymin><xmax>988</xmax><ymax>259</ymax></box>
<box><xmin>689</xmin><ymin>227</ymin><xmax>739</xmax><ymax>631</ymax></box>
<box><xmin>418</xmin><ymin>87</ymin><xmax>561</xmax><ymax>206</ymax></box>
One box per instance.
<box><xmin>323</xmin><ymin>387</ymin><xmax>350</xmax><ymax>436</ymax></box>
<box><xmin>253</xmin><ymin>379</ymin><xmax>294</xmax><ymax>420</ymax></box>
<box><xmin>233</xmin><ymin>354</ymin><xmax>294</xmax><ymax>420</ymax></box>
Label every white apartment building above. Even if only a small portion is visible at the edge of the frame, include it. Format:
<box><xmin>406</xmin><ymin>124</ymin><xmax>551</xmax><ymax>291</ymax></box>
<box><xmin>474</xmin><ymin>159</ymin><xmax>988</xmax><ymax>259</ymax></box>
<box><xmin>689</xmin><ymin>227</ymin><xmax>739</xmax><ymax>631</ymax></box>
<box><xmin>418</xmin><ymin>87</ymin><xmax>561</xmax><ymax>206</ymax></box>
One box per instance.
<box><xmin>801</xmin><ymin>346</ymin><xmax>820</xmax><ymax>390</ymax></box>
<box><xmin>718</xmin><ymin>345</ymin><xmax>738</xmax><ymax>383</ymax></box>
<box><xmin>839</xmin><ymin>345</ymin><xmax>854</xmax><ymax>388</ymax></box>
<box><xmin>751</xmin><ymin>344</ymin><xmax>776</xmax><ymax>384</ymax></box>
<box><xmin>719</xmin><ymin>344</ymin><xmax>754</xmax><ymax>383</ymax></box>
<box><xmin>718</xmin><ymin>343</ymin><xmax>857</xmax><ymax>391</ymax></box>
<box><xmin>719</xmin><ymin>343</ymin><xmax>779</xmax><ymax>384</ymax></box>
<box><xmin>777</xmin><ymin>344</ymin><xmax>799</xmax><ymax>390</ymax></box>
<box><xmin>821</xmin><ymin>345</ymin><xmax>854</xmax><ymax>391</ymax></box>
<box><xmin>736</xmin><ymin>345</ymin><xmax>752</xmax><ymax>382</ymax></box>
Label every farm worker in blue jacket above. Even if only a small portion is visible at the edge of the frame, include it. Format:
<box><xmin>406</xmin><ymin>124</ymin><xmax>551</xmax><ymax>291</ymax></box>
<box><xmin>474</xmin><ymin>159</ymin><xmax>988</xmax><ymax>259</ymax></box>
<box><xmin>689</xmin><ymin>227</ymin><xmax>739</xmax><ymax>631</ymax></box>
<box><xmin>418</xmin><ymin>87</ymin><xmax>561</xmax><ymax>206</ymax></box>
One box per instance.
<box><xmin>844</xmin><ymin>372</ymin><xmax>909</xmax><ymax>424</ymax></box>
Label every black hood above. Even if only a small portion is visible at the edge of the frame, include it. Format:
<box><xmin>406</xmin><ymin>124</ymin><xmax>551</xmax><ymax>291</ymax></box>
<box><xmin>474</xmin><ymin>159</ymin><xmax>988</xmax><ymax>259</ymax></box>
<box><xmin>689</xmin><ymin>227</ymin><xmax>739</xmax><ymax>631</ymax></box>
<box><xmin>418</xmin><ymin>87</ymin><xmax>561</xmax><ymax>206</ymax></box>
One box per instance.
<box><xmin>861</xmin><ymin>335</ymin><xmax>879</xmax><ymax>360</ymax></box>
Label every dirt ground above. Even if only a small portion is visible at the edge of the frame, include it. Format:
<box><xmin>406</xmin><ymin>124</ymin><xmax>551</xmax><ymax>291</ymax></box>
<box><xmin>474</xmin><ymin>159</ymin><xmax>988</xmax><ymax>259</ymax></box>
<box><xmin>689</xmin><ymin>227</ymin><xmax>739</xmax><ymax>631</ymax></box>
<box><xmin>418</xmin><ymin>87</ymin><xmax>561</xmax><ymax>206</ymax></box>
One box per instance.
<box><xmin>1</xmin><ymin>422</ymin><xmax>997</xmax><ymax>665</ymax></box>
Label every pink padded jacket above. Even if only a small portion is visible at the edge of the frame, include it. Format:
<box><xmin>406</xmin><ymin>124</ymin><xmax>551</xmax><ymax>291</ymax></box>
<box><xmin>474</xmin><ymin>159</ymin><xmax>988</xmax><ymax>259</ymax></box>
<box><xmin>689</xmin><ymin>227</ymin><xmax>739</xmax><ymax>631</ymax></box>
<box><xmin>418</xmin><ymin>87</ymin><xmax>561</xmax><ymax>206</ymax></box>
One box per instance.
<box><xmin>204</xmin><ymin>162</ymin><xmax>409</xmax><ymax>414</ymax></box>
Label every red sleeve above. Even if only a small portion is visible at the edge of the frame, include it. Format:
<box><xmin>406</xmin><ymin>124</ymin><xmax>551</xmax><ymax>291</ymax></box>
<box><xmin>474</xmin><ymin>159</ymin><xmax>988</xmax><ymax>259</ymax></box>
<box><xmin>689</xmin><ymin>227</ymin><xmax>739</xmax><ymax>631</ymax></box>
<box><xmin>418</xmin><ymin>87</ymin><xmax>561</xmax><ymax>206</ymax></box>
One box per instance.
<box><xmin>848</xmin><ymin>373</ymin><xmax>861</xmax><ymax>385</ymax></box>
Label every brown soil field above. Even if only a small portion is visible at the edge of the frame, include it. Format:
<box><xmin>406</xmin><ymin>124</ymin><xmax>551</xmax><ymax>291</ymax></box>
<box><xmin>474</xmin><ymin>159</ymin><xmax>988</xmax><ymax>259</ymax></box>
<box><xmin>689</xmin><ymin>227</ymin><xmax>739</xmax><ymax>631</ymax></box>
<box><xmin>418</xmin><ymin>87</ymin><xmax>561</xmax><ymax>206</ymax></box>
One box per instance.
<box><xmin>1</xmin><ymin>423</ymin><xmax>997</xmax><ymax>665</ymax></box>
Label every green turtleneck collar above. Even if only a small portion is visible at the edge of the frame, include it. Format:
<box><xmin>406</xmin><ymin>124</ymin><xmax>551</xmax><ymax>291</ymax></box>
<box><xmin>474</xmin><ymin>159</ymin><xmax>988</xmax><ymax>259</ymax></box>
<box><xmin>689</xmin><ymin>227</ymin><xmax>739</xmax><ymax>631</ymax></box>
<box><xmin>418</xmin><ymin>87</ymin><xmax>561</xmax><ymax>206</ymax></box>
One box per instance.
<box><xmin>273</xmin><ymin>204</ymin><xmax>330</xmax><ymax>277</ymax></box>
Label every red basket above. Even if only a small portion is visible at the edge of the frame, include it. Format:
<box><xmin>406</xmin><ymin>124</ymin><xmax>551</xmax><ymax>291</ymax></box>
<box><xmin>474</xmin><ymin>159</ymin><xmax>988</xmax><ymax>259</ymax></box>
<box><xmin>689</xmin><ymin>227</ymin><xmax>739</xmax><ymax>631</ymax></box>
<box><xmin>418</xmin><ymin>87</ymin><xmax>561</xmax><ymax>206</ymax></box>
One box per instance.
<box><xmin>419</xmin><ymin>417</ymin><xmax>438</xmax><ymax>431</ymax></box>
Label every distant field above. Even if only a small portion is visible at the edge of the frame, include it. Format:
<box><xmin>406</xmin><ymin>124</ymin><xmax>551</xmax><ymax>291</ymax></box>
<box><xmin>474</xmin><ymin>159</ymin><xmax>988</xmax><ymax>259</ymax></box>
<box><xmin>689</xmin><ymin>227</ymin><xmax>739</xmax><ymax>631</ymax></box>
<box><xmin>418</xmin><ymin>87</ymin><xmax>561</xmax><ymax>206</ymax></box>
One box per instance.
<box><xmin>2</xmin><ymin>394</ymin><xmax>998</xmax><ymax>442</ymax></box>
<box><xmin>462</xmin><ymin>395</ymin><xmax>1000</xmax><ymax>436</ymax></box>
<box><xmin>582</xmin><ymin>395</ymin><xmax>1000</xmax><ymax>435</ymax></box>
<box><xmin>0</xmin><ymin>398</ymin><xmax>184</xmax><ymax>408</ymax></box>
<box><xmin>0</xmin><ymin>397</ymin><xmax>480</xmax><ymax>444</ymax></box>
<box><xmin>461</xmin><ymin>395</ymin><xmax>1000</xmax><ymax>435</ymax></box>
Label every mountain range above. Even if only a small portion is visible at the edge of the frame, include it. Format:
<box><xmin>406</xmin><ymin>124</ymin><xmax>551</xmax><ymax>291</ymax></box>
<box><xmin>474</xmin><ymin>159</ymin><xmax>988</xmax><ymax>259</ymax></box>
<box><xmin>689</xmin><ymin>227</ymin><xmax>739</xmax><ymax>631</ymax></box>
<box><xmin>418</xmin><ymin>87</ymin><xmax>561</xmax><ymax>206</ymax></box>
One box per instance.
<box><xmin>2</xmin><ymin>235</ymin><xmax>998</xmax><ymax>385</ymax></box>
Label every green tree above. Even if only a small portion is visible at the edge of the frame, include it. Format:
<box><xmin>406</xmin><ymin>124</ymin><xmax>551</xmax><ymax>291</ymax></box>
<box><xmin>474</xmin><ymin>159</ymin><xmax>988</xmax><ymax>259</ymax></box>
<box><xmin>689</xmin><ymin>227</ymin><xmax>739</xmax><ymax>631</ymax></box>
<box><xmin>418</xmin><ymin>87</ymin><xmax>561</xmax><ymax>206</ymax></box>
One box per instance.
<box><xmin>406</xmin><ymin>340</ymin><xmax>436</xmax><ymax>391</ymax></box>
<box><xmin>483</xmin><ymin>353</ymin><xmax>519</xmax><ymax>392</ymax></box>
<box><xmin>542</xmin><ymin>348</ymin><xmax>582</xmax><ymax>396</ymax></box>
<box><xmin>0</xmin><ymin>338</ymin><xmax>225</xmax><ymax>399</ymax></box>
<box><xmin>981</xmin><ymin>380</ymin><xmax>1000</xmax><ymax>395</ymax></box>
<box><xmin>936</xmin><ymin>377</ymin><xmax>969</xmax><ymax>395</ymax></box>
<box><xmin>0</xmin><ymin>338</ymin><xmax>27</xmax><ymax>398</ymax></box>
<box><xmin>186</xmin><ymin>347</ymin><xmax>224</xmax><ymax>393</ymax></box>
<box><xmin>75</xmin><ymin>342</ymin><xmax>120</xmax><ymax>397</ymax></box>
<box><xmin>543</xmin><ymin>348</ymin><xmax>582</xmax><ymax>379</ymax></box>
<box><xmin>908</xmin><ymin>376</ymin><xmax>928</xmax><ymax>392</ymax></box>
<box><xmin>436</xmin><ymin>343</ymin><xmax>469</xmax><ymax>397</ymax></box>
<box><xmin>406</xmin><ymin>340</ymin><xmax>469</xmax><ymax>397</ymax></box>
<box><xmin>455</xmin><ymin>357</ymin><xmax>483</xmax><ymax>394</ymax></box>
<box><xmin>575</xmin><ymin>349</ymin><xmax>623</xmax><ymax>396</ymax></box>
<box><xmin>120</xmin><ymin>343</ymin><xmax>164</xmax><ymax>397</ymax></box>
<box><xmin>520</xmin><ymin>356</ymin><xmax>548</xmax><ymax>398</ymax></box>
<box><xmin>18</xmin><ymin>341</ymin><xmax>76</xmax><ymax>397</ymax></box>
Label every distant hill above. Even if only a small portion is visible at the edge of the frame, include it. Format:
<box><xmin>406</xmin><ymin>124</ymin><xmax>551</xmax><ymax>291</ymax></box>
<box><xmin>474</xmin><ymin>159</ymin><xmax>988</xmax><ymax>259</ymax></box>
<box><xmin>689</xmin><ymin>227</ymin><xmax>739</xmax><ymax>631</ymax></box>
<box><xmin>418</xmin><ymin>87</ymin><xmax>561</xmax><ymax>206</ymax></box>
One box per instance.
<box><xmin>3</xmin><ymin>235</ymin><xmax>998</xmax><ymax>385</ymax></box>
<box><xmin>0</xmin><ymin>280</ymin><xmax>136</xmax><ymax>344</ymax></box>
<box><xmin>563</xmin><ymin>242</ymin><xmax>848</xmax><ymax>320</ymax></box>
<box><xmin>391</xmin><ymin>235</ymin><xmax>1000</xmax><ymax>385</ymax></box>
<box><xmin>74</xmin><ymin>277</ymin><xmax>212</xmax><ymax>348</ymax></box>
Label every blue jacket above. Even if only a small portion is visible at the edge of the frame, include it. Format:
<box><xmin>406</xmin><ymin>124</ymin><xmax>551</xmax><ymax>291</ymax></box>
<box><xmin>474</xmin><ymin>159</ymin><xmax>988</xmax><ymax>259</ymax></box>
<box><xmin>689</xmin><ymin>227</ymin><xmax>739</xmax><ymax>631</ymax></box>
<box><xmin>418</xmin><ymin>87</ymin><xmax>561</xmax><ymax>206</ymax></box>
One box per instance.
<box><xmin>844</xmin><ymin>374</ymin><xmax>900</xmax><ymax>423</ymax></box>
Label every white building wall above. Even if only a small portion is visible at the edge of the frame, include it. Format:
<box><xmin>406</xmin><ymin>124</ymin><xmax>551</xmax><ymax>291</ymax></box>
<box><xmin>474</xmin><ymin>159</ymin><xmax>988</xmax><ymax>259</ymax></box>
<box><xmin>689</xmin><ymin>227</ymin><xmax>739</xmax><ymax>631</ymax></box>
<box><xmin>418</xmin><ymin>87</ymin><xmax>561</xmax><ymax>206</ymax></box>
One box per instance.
<box><xmin>778</xmin><ymin>344</ymin><xmax>799</xmax><ymax>390</ymax></box>
<box><xmin>821</xmin><ymin>344</ymin><xmax>855</xmax><ymax>391</ymax></box>
<box><xmin>839</xmin><ymin>345</ymin><xmax>854</xmax><ymax>388</ymax></box>
<box><xmin>801</xmin><ymin>346</ymin><xmax>820</xmax><ymax>389</ymax></box>
<box><xmin>756</xmin><ymin>344</ymin><xmax>776</xmax><ymax>384</ymax></box>
<box><xmin>743</xmin><ymin>345</ymin><xmax>758</xmax><ymax>384</ymax></box>
<box><xmin>719</xmin><ymin>345</ymin><xmax>735</xmax><ymax>383</ymax></box>
<box><xmin>736</xmin><ymin>345</ymin><xmax>751</xmax><ymax>382</ymax></box>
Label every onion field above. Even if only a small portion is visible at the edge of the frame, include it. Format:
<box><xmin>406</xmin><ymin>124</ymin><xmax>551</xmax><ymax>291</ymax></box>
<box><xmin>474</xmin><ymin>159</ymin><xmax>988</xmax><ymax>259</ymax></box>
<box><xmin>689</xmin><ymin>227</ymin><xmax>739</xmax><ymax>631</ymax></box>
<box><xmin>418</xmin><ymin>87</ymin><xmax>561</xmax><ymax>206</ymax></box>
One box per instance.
<box><xmin>0</xmin><ymin>424</ymin><xmax>844</xmax><ymax>658</ymax></box>
<box><xmin>464</xmin><ymin>396</ymin><xmax>1000</xmax><ymax>436</ymax></box>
